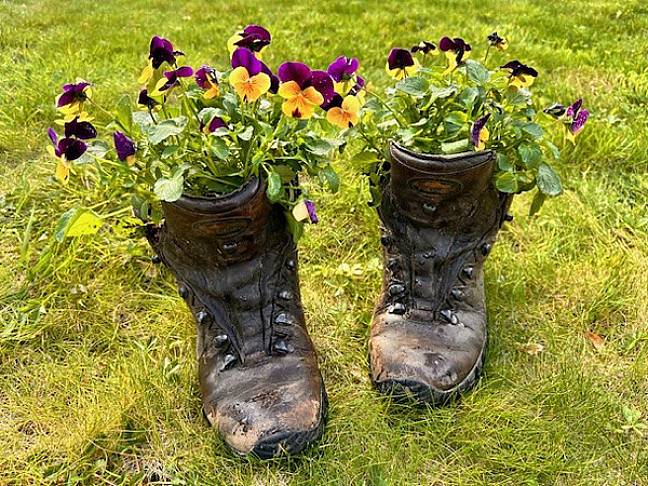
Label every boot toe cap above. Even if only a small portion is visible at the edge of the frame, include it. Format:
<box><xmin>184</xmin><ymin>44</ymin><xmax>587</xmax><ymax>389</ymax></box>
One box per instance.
<box><xmin>203</xmin><ymin>353</ymin><xmax>327</xmax><ymax>457</ymax></box>
<box><xmin>369</xmin><ymin>314</ymin><xmax>486</xmax><ymax>404</ymax></box>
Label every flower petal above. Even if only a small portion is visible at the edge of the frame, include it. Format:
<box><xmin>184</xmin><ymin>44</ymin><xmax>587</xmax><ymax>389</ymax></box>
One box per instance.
<box><xmin>278</xmin><ymin>62</ymin><xmax>312</xmax><ymax>89</ymax></box>
<box><xmin>231</xmin><ymin>47</ymin><xmax>262</xmax><ymax>75</ymax></box>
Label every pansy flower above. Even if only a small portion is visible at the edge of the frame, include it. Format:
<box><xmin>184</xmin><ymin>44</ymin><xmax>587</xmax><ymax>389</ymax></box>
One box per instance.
<box><xmin>487</xmin><ymin>32</ymin><xmax>509</xmax><ymax>51</ymax></box>
<box><xmin>439</xmin><ymin>37</ymin><xmax>472</xmax><ymax>73</ymax></box>
<box><xmin>326</xmin><ymin>95</ymin><xmax>361</xmax><ymax>129</ymax></box>
<box><xmin>195</xmin><ymin>65</ymin><xmax>220</xmax><ymax>99</ymax></box>
<box><xmin>139</xmin><ymin>36</ymin><xmax>183</xmax><ymax>83</ymax></box>
<box><xmin>327</xmin><ymin>56</ymin><xmax>363</xmax><ymax>96</ymax></box>
<box><xmin>386</xmin><ymin>48</ymin><xmax>420</xmax><ymax>80</ymax></box>
<box><xmin>138</xmin><ymin>89</ymin><xmax>159</xmax><ymax>110</ymax></box>
<box><xmin>500</xmin><ymin>60</ymin><xmax>538</xmax><ymax>88</ymax></box>
<box><xmin>471</xmin><ymin>113</ymin><xmax>491</xmax><ymax>151</ymax></box>
<box><xmin>277</xmin><ymin>62</ymin><xmax>325</xmax><ymax>119</ymax></box>
<box><xmin>229</xmin><ymin>47</ymin><xmax>272</xmax><ymax>102</ymax></box>
<box><xmin>311</xmin><ymin>70</ymin><xmax>336</xmax><ymax>106</ymax></box>
<box><xmin>47</xmin><ymin>128</ymin><xmax>88</xmax><ymax>183</ymax></box>
<box><xmin>56</xmin><ymin>81</ymin><xmax>92</xmax><ymax>119</ymax></box>
<box><xmin>292</xmin><ymin>200</ymin><xmax>318</xmax><ymax>224</ymax></box>
<box><xmin>152</xmin><ymin>66</ymin><xmax>194</xmax><ymax>96</ymax></box>
<box><xmin>411</xmin><ymin>41</ymin><xmax>438</xmax><ymax>55</ymax></box>
<box><xmin>227</xmin><ymin>24</ymin><xmax>271</xmax><ymax>56</ymax></box>
<box><xmin>113</xmin><ymin>131</ymin><xmax>136</xmax><ymax>166</ymax></box>
<box><xmin>543</xmin><ymin>103</ymin><xmax>566</xmax><ymax>118</ymax></box>
<box><xmin>565</xmin><ymin>98</ymin><xmax>589</xmax><ymax>137</ymax></box>
<box><xmin>201</xmin><ymin>116</ymin><xmax>227</xmax><ymax>135</ymax></box>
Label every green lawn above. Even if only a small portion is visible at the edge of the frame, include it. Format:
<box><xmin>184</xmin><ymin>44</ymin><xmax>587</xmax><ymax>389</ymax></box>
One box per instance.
<box><xmin>1</xmin><ymin>0</ymin><xmax>647</xmax><ymax>484</ymax></box>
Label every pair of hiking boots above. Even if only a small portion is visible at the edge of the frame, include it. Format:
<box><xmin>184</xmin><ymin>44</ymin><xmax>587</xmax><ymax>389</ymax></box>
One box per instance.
<box><xmin>146</xmin><ymin>144</ymin><xmax>512</xmax><ymax>458</ymax></box>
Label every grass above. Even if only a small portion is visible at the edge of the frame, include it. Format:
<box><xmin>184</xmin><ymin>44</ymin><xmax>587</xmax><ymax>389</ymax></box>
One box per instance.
<box><xmin>1</xmin><ymin>0</ymin><xmax>647</xmax><ymax>484</ymax></box>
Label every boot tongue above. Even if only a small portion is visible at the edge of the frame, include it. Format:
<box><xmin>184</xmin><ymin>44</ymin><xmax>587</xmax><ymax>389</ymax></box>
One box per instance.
<box><xmin>388</xmin><ymin>143</ymin><xmax>497</xmax><ymax>229</ymax></box>
<box><xmin>161</xmin><ymin>176</ymin><xmax>272</xmax><ymax>266</ymax></box>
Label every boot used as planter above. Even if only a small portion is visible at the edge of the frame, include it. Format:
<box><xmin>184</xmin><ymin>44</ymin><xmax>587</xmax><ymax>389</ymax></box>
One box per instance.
<box><xmin>146</xmin><ymin>176</ymin><xmax>327</xmax><ymax>458</ymax></box>
<box><xmin>368</xmin><ymin>143</ymin><xmax>513</xmax><ymax>405</ymax></box>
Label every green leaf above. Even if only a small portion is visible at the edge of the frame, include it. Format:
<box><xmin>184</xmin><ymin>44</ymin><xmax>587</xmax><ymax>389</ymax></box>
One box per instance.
<box><xmin>161</xmin><ymin>145</ymin><xmax>179</xmax><ymax>159</ymax></box>
<box><xmin>522</xmin><ymin>123</ymin><xmax>544</xmax><ymax>139</ymax></box>
<box><xmin>210</xmin><ymin>138</ymin><xmax>229</xmax><ymax>160</ymax></box>
<box><xmin>198</xmin><ymin>107</ymin><xmax>227</xmax><ymax>125</ymax></box>
<box><xmin>536</xmin><ymin>163</ymin><xmax>563</xmax><ymax>196</ymax></box>
<box><xmin>146</xmin><ymin>117</ymin><xmax>188</xmax><ymax>145</ymax></box>
<box><xmin>465</xmin><ymin>60</ymin><xmax>490</xmax><ymax>84</ymax></box>
<box><xmin>529</xmin><ymin>190</ymin><xmax>546</xmax><ymax>216</ymax></box>
<box><xmin>496</xmin><ymin>152</ymin><xmax>514</xmax><ymax>171</ymax></box>
<box><xmin>495</xmin><ymin>171</ymin><xmax>519</xmax><ymax>193</ymax></box>
<box><xmin>266</xmin><ymin>170</ymin><xmax>282</xmax><ymax>203</ymax></box>
<box><xmin>132</xmin><ymin>111</ymin><xmax>155</xmax><ymax>131</ymax></box>
<box><xmin>395</xmin><ymin>76</ymin><xmax>429</xmax><ymax>96</ymax></box>
<box><xmin>285</xmin><ymin>211</ymin><xmax>304</xmax><ymax>243</ymax></box>
<box><xmin>154</xmin><ymin>174</ymin><xmax>184</xmax><ymax>202</ymax></box>
<box><xmin>321</xmin><ymin>165</ymin><xmax>340</xmax><ymax>192</ymax></box>
<box><xmin>306</xmin><ymin>138</ymin><xmax>334</xmax><ymax>157</ymax></box>
<box><xmin>54</xmin><ymin>208</ymin><xmax>103</xmax><ymax>242</ymax></box>
<box><xmin>518</xmin><ymin>143</ymin><xmax>542</xmax><ymax>168</ymax></box>
<box><xmin>350</xmin><ymin>150</ymin><xmax>378</xmax><ymax>167</ymax></box>
<box><xmin>115</xmin><ymin>95</ymin><xmax>133</xmax><ymax>132</ymax></box>
<box><xmin>441</xmin><ymin>139</ymin><xmax>471</xmax><ymax>154</ymax></box>
<box><xmin>457</xmin><ymin>87</ymin><xmax>479</xmax><ymax>110</ymax></box>
<box><xmin>238</xmin><ymin>125</ymin><xmax>254</xmax><ymax>141</ymax></box>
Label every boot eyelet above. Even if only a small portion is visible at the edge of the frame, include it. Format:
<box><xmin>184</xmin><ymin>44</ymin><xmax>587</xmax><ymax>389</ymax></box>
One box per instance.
<box><xmin>440</xmin><ymin>309</ymin><xmax>459</xmax><ymax>325</ymax></box>
<box><xmin>461</xmin><ymin>266</ymin><xmax>474</xmax><ymax>279</ymax></box>
<box><xmin>151</xmin><ymin>254</ymin><xmax>162</xmax><ymax>264</ymax></box>
<box><xmin>286</xmin><ymin>259</ymin><xmax>296</xmax><ymax>271</ymax></box>
<box><xmin>272</xmin><ymin>339</ymin><xmax>294</xmax><ymax>355</ymax></box>
<box><xmin>388</xmin><ymin>303</ymin><xmax>406</xmax><ymax>315</ymax></box>
<box><xmin>178</xmin><ymin>285</ymin><xmax>189</xmax><ymax>299</ymax></box>
<box><xmin>213</xmin><ymin>334</ymin><xmax>229</xmax><ymax>347</ymax></box>
<box><xmin>388</xmin><ymin>284</ymin><xmax>405</xmax><ymax>296</ymax></box>
<box><xmin>223</xmin><ymin>242</ymin><xmax>238</xmax><ymax>254</ymax></box>
<box><xmin>422</xmin><ymin>203</ymin><xmax>437</xmax><ymax>214</ymax></box>
<box><xmin>275</xmin><ymin>312</ymin><xmax>296</xmax><ymax>326</ymax></box>
<box><xmin>450</xmin><ymin>288</ymin><xmax>464</xmax><ymax>300</ymax></box>
<box><xmin>278</xmin><ymin>290</ymin><xmax>293</xmax><ymax>300</ymax></box>
<box><xmin>196</xmin><ymin>310</ymin><xmax>209</xmax><ymax>324</ymax></box>
<box><xmin>481</xmin><ymin>243</ymin><xmax>492</xmax><ymax>256</ymax></box>
<box><xmin>221</xmin><ymin>354</ymin><xmax>237</xmax><ymax>371</ymax></box>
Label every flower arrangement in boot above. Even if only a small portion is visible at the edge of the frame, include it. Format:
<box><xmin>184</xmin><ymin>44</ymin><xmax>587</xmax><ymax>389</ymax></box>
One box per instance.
<box><xmin>350</xmin><ymin>33</ymin><xmax>589</xmax><ymax>405</ymax></box>
<box><xmin>46</xmin><ymin>26</ymin><xmax>366</xmax><ymax>458</ymax></box>
<box><xmin>356</xmin><ymin>32</ymin><xmax>588</xmax><ymax>213</ymax></box>
<box><xmin>47</xmin><ymin>27</ymin><xmax>365</xmax><ymax>241</ymax></box>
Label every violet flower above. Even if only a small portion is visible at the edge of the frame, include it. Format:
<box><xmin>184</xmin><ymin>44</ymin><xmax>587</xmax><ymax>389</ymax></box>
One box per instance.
<box><xmin>113</xmin><ymin>131</ymin><xmax>136</xmax><ymax>163</ymax></box>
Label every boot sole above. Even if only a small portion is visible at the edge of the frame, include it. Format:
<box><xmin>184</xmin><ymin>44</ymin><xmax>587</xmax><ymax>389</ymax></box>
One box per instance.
<box><xmin>369</xmin><ymin>335</ymin><xmax>486</xmax><ymax>407</ymax></box>
<box><xmin>203</xmin><ymin>384</ymin><xmax>328</xmax><ymax>459</ymax></box>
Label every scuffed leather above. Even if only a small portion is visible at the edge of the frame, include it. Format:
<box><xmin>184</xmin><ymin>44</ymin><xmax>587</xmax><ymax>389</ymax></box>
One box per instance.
<box><xmin>146</xmin><ymin>177</ymin><xmax>326</xmax><ymax>457</ymax></box>
<box><xmin>369</xmin><ymin>143</ymin><xmax>512</xmax><ymax>404</ymax></box>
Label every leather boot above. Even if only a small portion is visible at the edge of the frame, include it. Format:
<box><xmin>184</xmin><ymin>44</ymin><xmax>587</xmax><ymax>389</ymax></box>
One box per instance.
<box><xmin>368</xmin><ymin>143</ymin><xmax>512</xmax><ymax>405</ymax></box>
<box><xmin>146</xmin><ymin>176</ymin><xmax>327</xmax><ymax>458</ymax></box>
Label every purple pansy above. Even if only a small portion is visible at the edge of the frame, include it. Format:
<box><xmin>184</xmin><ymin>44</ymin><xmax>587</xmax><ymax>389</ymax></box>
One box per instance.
<box><xmin>327</xmin><ymin>56</ymin><xmax>359</xmax><ymax>82</ymax></box>
<box><xmin>278</xmin><ymin>62</ymin><xmax>333</xmax><ymax>102</ymax></box>
<box><xmin>64</xmin><ymin>117</ymin><xmax>97</xmax><ymax>140</ymax></box>
<box><xmin>233</xmin><ymin>24</ymin><xmax>271</xmax><ymax>52</ymax></box>
<box><xmin>195</xmin><ymin>65</ymin><xmax>216</xmax><ymax>89</ymax></box>
<box><xmin>138</xmin><ymin>89</ymin><xmax>158</xmax><ymax>109</ymax></box>
<box><xmin>159</xmin><ymin>66</ymin><xmax>194</xmax><ymax>92</ymax></box>
<box><xmin>231</xmin><ymin>47</ymin><xmax>279</xmax><ymax>93</ymax></box>
<box><xmin>349</xmin><ymin>75</ymin><xmax>365</xmax><ymax>96</ymax></box>
<box><xmin>232</xmin><ymin>47</ymin><xmax>263</xmax><ymax>75</ymax></box>
<box><xmin>113</xmin><ymin>131</ymin><xmax>136</xmax><ymax>161</ymax></box>
<box><xmin>387</xmin><ymin>48</ymin><xmax>415</xmax><ymax>71</ymax></box>
<box><xmin>411</xmin><ymin>41</ymin><xmax>437</xmax><ymax>54</ymax></box>
<box><xmin>500</xmin><ymin>60</ymin><xmax>538</xmax><ymax>78</ymax></box>
<box><xmin>322</xmin><ymin>93</ymin><xmax>343</xmax><ymax>111</ymax></box>
<box><xmin>439</xmin><ymin>37</ymin><xmax>472</xmax><ymax>63</ymax></box>
<box><xmin>566</xmin><ymin>99</ymin><xmax>589</xmax><ymax>135</ymax></box>
<box><xmin>149</xmin><ymin>36</ymin><xmax>182</xmax><ymax>69</ymax></box>
<box><xmin>57</xmin><ymin>81</ymin><xmax>90</xmax><ymax>108</ymax></box>
<box><xmin>47</xmin><ymin>128</ymin><xmax>87</xmax><ymax>161</ymax></box>
<box><xmin>471</xmin><ymin>113</ymin><xmax>491</xmax><ymax>147</ymax></box>
<box><xmin>304</xmin><ymin>200</ymin><xmax>318</xmax><ymax>224</ymax></box>
<box><xmin>208</xmin><ymin>116</ymin><xmax>226</xmax><ymax>132</ymax></box>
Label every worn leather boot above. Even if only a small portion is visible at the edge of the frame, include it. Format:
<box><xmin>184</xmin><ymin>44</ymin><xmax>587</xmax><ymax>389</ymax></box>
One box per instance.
<box><xmin>146</xmin><ymin>176</ymin><xmax>326</xmax><ymax>458</ymax></box>
<box><xmin>368</xmin><ymin>143</ymin><xmax>512</xmax><ymax>405</ymax></box>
